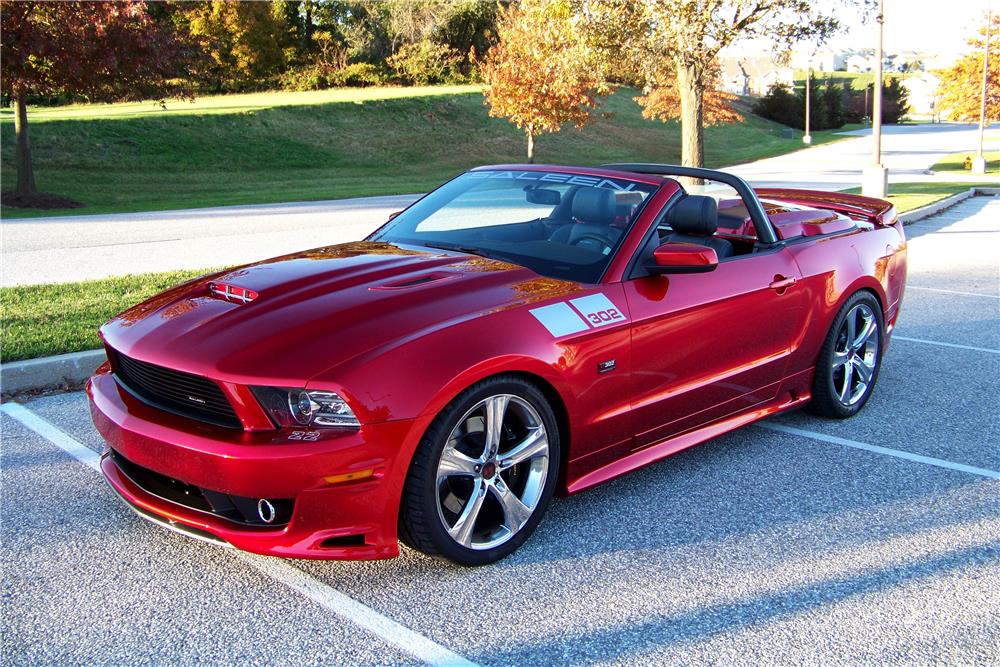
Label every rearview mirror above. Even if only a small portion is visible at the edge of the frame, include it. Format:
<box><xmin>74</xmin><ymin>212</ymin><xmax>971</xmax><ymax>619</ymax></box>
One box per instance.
<box><xmin>524</xmin><ymin>187</ymin><xmax>561</xmax><ymax>206</ymax></box>
<box><xmin>646</xmin><ymin>242</ymin><xmax>719</xmax><ymax>274</ymax></box>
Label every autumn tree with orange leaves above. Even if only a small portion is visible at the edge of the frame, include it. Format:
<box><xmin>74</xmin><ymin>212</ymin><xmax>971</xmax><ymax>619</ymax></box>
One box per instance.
<box><xmin>936</xmin><ymin>13</ymin><xmax>998</xmax><ymax>123</ymax></box>
<box><xmin>481</xmin><ymin>0</ymin><xmax>609</xmax><ymax>162</ymax></box>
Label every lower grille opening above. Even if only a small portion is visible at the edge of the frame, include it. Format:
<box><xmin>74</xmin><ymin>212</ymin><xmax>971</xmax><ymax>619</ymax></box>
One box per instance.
<box><xmin>110</xmin><ymin>449</ymin><xmax>292</xmax><ymax>528</ymax></box>
<box><xmin>320</xmin><ymin>535</ymin><xmax>366</xmax><ymax>548</ymax></box>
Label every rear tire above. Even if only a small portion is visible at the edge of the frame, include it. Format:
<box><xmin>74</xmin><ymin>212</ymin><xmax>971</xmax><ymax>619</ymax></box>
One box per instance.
<box><xmin>399</xmin><ymin>375</ymin><xmax>560</xmax><ymax>566</ymax></box>
<box><xmin>807</xmin><ymin>291</ymin><xmax>884</xmax><ymax>419</ymax></box>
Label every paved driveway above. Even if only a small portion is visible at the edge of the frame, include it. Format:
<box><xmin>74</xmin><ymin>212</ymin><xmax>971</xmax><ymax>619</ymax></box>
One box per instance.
<box><xmin>3</xmin><ymin>198</ymin><xmax>998</xmax><ymax>665</ymax></box>
<box><xmin>3</xmin><ymin>124</ymin><xmax>997</xmax><ymax>287</ymax></box>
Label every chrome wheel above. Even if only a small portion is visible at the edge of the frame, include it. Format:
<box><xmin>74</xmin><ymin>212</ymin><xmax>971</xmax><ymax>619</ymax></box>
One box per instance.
<box><xmin>831</xmin><ymin>302</ymin><xmax>880</xmax><ymax>406</ymax></box>
<box><xmin>435</xmin><ymin>394</ymin><xmax>549</xmax><ymax>551</ymax></box>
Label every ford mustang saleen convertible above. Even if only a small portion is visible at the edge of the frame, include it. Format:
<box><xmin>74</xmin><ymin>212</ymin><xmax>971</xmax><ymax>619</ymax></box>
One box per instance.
<box><xmin>88</xmin><ymin>164</ymin><xmax>907</xmax><ymax>565</ymax></box>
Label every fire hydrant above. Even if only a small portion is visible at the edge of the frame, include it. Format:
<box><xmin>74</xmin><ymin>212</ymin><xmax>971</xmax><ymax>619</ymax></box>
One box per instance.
<box><xmin>963</xmin><ymin>156</ymin><xmax>973</xmax><ymax>170</ymax></box>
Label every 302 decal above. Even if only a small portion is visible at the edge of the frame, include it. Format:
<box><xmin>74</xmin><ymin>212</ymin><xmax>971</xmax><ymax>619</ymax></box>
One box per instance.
<box><xmin>584</xmin><ymin>308</ymin><xmax>624</xmax><ymax>325</ymax></box>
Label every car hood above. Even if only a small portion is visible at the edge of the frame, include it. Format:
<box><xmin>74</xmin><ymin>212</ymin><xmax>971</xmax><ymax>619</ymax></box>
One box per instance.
<box><xmin>101</xmin><ymin>241</ymin><xmax>584</xmax><ymax>386</ymax></box>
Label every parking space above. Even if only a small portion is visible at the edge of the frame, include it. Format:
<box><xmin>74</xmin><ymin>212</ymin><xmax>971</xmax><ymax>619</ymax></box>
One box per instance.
<box><xmin>3</xmin><ymin>198</ymin><xmax>999</xmax><ymax>665</ymax></box>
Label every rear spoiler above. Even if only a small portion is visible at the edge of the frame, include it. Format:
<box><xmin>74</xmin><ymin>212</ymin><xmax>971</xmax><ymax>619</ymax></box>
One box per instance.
<box><xmin>755</xmin><ymin>188</ymin><xmax>898</xmax><ymax>227</ymax></box>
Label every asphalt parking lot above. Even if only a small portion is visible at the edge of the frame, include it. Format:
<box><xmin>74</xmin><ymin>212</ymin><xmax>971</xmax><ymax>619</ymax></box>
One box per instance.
<box><xmin>3</xmin><ymin>197</ymin><xmax>999</xmax><ymax>666</ymax></box>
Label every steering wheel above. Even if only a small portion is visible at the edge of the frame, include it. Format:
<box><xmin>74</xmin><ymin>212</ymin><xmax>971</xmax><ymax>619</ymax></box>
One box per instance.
<box><xmin>570</xmin><ymin>233</ymin><xmax>614</xmax><ymax>254</ymax></box>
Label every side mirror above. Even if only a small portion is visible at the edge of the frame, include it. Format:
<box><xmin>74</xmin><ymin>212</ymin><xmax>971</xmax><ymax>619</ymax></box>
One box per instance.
<box><xmin>524</xmin><ymin>187</ymin><xmax>561</xmax><ymax>206</ymax></box>
<box><xmin>387</xmin><ymin>210</ymin><xmax>402</xmax><ymax>221</ymax></box>
<box><xmin>646</xmin><ymin>242</ymin><xmax>719</xmax><ymax>274</ymax></box>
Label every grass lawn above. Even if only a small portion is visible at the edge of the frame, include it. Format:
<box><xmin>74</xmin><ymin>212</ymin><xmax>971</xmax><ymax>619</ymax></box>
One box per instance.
<box><xmin>844</xmin><ymin>182</ymin><xmax>985</xmax><ymax>213</ymax></box>
<box><xmin>1</xmin><ymin>86</ymin><xmax>852</xmax><ymax>219</ymax></box>
<box><xmin>931</xmin><ymin>150</ymin><xmax>1000</xmax><ymax>175</ymax></box>
<box><xmin>1</xmin><ymin>268</ymin><xmax>218</xmax><ymax>361</ymax></box>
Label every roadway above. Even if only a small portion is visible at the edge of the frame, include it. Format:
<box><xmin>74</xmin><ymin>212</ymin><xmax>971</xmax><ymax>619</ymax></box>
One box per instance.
<box><xmin>3</xmin><ymin>197</ymin><xmax>998</xmax><ymax>665</ymax></box>
<box><xmin>2</xmin><ymin>123</ymin><xmax>997</xmax><ymax>287</ymax></box>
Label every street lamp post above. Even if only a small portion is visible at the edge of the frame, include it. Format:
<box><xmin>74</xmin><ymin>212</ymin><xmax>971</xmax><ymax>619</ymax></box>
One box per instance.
<box><xmin>863</xmin><ymin>0</ymin><xmax>888</xmax><ymax>198</ymax></box>
<box><xmin>803</xmin><ymin>63</ymin><xmax>813</xmax><ymax>145</ymax></box>
<box><xmin>973</xmin><ymin>2</ymin><xmax>993</xmax><ymax>175</ymax></box>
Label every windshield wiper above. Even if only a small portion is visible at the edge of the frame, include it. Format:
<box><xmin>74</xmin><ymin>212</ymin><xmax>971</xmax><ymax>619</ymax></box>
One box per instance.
<box><xmin>422</xmin><ymin>241</ymin><xmax>493</xmax><ymax>259</ymax></box>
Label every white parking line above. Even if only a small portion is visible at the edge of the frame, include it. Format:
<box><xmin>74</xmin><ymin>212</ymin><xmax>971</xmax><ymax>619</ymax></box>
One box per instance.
<box><xmin>0</xmin><ymin>402</ymin><xmax>479</xmax><ymax>667</ymax></box>
<box><xmin>892</xmin><ymin>335</ymin><xmax>1000</xmax><ymax>355</ymax></box>
<box><xmin>1</xmin><ymin>402</ymin><xmax>101</xmax><ymax>471</ymax></box>
<box><xmin>907</xmin><ymin>286</ymin><xmax>1000</xmax><ymax>299</ymax></box>
<box><xmin>241</xmin><ymin>554</ymin><xmax>477</xmax><ymax>667</ymax></box>
<box><xmin>758</xmin><ymin>422</ymin><xmax>1000</xmax><ymax>480</ymax></box>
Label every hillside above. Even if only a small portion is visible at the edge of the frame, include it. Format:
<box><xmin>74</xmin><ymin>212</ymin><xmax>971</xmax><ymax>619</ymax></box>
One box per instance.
<box><xmin>1</xmin><ymin>86</ymin><xmax>834</xmax><ymax>218</ymax></box>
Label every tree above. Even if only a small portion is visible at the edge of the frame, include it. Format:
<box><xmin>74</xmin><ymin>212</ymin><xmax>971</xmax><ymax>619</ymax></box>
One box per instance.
<box><xmin>588</xmin><ymin>0</ymin><xmax>842</xmax><ymax>173</ymax></box>
<box><xmin>481</xmin><ymin>0</ymin><xmax>609</xmax><ymax>162</ymax></box>
<box><xmin>0</xmin><ymin>1</ymin><xmax>190</xmax><ymax>201</ymax></box>
<box><xmin>936</xmin><ymin>13</ymin><xmax>999</xmax><ymax>122</ymax></box>
<box><xmin>180</xmin><ymin>1</ymin><xmax>287</xmax><ymax>91</ymax></box>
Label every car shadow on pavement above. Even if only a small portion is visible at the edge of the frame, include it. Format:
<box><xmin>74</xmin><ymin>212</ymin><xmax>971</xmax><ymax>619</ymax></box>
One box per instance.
<box><xmin>469</xmin><ymin>538</ymin><xmax>999</xmax><ymax>665</ymax></box>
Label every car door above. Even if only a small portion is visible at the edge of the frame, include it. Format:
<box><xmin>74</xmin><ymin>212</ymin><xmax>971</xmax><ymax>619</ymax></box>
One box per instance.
<box><xmin>623</xmin><ymin>244</ymin><xmax>808</xmax><ymax>450</ymax></box>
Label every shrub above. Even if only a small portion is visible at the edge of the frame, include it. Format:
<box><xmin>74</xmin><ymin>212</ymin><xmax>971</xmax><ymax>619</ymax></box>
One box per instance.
<box><xmin>387</xmin><ymin>40</ymin><xmax>463</xmax><ymax>85</ymax></box>
<box><xmin>753</xmin><ymin>83</ymin><xmax>800</xmax><ymax>128</ymax></box>
<box><xmin>278</xmin><ymin>64</ymin><xmax>331</xmax><ymax>91</ymax></box>
<box><xmin>754</xmin><ymin>79</ymin><xmax>849</xmax><ymax>131</ymax></box>
<box><xmin>329</xmin><ymin>62</ymin><xmax>390</xmax><ymax>87</ymax></box>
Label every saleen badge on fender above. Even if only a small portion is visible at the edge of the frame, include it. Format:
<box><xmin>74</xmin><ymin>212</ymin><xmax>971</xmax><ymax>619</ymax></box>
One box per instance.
<box><xmin>87</xmin><ymin>163</ymin><xmax>906</xmax><ymax>566</ymax></box>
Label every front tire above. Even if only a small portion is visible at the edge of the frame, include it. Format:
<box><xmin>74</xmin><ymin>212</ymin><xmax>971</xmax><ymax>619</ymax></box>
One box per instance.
<box><xmin>808</xmin><ymin>291</ymin><xmax>884</xmax><ymax>419</ymax></box>
<box><xmin>399</xmin><ymin>376</ymin><xmax>560</xmax><ymax>566</ymax></box>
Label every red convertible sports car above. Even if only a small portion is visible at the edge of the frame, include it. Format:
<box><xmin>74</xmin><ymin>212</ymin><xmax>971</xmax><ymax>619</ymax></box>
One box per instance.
<box><xmin>88</xmin><ymin>164</ymin><xmax>907</xmax><ymax>565</ymax></box>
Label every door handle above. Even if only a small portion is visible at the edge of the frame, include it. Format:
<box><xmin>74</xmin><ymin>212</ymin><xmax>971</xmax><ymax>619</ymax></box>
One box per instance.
<box><xmin>769</xmin><ymin>275</ymin><xmax>797</xmax><ymax>291</ymax></box>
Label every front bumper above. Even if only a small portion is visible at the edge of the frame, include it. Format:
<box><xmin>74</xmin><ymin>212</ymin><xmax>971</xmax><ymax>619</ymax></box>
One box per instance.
<box><xmin>87</xmin><ymin>367</ymin><xmax>417</xmax><ymax>560</ymax></box>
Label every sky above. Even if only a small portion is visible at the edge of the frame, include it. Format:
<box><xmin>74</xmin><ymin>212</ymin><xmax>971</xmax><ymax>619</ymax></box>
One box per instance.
<box><xmin>727</xmin><ymin>0</ymin><xmax>991</xmax><ymax>66</ymax></box>
<box><xmin>827</xmin><ymin>0</ymin><xmax>990</xmax><ymax>61</ymax></box>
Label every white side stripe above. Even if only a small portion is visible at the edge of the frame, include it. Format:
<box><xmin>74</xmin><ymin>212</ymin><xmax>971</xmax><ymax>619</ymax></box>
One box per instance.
<box><xmin>758</xmin><ymin>422</ymin><xmax>1000</xmax><ymax>480</ymax></box>
<box><xmin>1</xmin><ymin>402</ymin><xmax>101</xmax><ymax>471</ymax></box>
<box><xmin>892</xmin><ymin>335</ymin><xmax>1000</xmax><ymax>355</ymax></box>
<box><xmin>0</xmin><ymin>401</ymin><xmax>479</xmax><ymax>667</ymax></box>
<box><xmin>239</xmin><ymin>554</ymin><xmax>478</xmax><ymax>667</ymax></box>
<box><xmin>907</xmin><ymin>286</ymin><xmax>1000</xmax><ymax>299</ymax></box>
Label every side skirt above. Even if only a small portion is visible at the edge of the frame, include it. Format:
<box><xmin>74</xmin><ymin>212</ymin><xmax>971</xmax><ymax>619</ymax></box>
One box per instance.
<box><xmin>564</xmin><ymin>389</ymin><xmax>811</xmax><ymax>495</ymax></box>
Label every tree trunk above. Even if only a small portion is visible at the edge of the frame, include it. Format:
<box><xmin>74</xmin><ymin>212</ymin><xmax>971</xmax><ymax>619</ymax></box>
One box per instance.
<box><xmin>526</xmin><ymin>127</ymin><xmax>534</xmax><ymax>163</ymax></box>
<box><xmin>13</xmin><ymin>96</ymin><xmax>37</xmax><ymax>195</ymax></box>
<box><xmin>676</xmin><ymin>61</ymin><xmax>705</xmax><ymax>185</ymax></box>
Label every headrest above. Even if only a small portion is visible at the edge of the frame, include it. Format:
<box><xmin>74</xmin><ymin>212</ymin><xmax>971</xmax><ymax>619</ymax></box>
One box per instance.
<box><xmin>668</xmin><ymin>195</ymin><xmax>718</xmax><ymax>236</ymax></box>
<box><xmin>572</xmin><ymin>187</ymin><xmax>616</xmax><ymax>225</ymax></box>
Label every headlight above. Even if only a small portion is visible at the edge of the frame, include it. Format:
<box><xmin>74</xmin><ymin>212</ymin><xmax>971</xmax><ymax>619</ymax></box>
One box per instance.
<box><xmin>251</xmin><ymin>387</ymin><xmax>360</xmax><ymax>428</ymax></box>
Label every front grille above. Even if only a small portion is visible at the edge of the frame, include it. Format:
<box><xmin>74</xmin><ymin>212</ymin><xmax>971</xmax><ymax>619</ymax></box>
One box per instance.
<box><xmin>108</xmin><ymin>348</ymin><xmax>242</xmax><ymax>429</ymax></box>
<box><xmin>109</xmin><ymin>448</ymin><xmax>292</xmax><ymax>528</ymax></box>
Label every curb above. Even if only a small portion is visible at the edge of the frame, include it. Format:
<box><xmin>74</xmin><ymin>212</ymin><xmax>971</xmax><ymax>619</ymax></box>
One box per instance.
<box><xmin>3</xmin><ymin>189</ymin><xmax>998</xmax><ymax>396</ymax></box>
<box><xmin>1</xmin><ymin>349</ymin><xmax>106</xmax><ymax>396</ymax></box>
<box><xmin>898</xmin><ymin>186</ymin><xmax>998</xmax><ymax>224</ymax></box>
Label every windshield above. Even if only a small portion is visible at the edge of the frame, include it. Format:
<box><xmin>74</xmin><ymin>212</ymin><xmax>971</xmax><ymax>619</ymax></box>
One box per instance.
<box><xmin>371</xmin><ymin>169</ymin><xmax>659</xmax><ymax>283</ymax></box>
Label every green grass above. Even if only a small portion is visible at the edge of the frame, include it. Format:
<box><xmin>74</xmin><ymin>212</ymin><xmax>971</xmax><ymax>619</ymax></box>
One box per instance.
<box><xmin>931</xmin><ymin>150</ymin><xmax>1000</xmax><ymax>175</ymax></box>
<box><xmin>1</xmin><ymin>86</ymin><xmax>852</xmax><ymax>219</ymax></box>
<box><xmin>844</xmin><ymin>182</ymin><xmax>984</xmax><ymax>213</ymax></box>
<box><xmin>792</xmin><ymin>70</ymin><xmax>909</xmax><ymax>91</ymax></box>
<box><xmin>1</xmin><ymin>268</ymin><xmax>218</xmax><ymax>361</ymax></box>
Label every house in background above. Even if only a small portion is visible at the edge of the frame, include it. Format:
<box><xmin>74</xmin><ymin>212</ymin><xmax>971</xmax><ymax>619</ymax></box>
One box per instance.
<box><xmin>718</xmin><ymin>56</ymin><xmax>794</xmax><ymax>96</ymax></box>
<box><xmin>902</xmin><ymin>73</ymin><xmax>940</xmax><ymax>116</ymax></box>
<box><xmin>789</xmin><ymin>49</ymin><xmax>849</xmax><ymax>72</ymax></box>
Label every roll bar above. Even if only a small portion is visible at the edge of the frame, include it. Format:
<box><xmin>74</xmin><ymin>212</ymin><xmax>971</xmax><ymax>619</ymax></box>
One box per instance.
<box><xmin>601</xmin><ymin>163</ymin><xmax>779</xmax><ymax>245</ymax></box>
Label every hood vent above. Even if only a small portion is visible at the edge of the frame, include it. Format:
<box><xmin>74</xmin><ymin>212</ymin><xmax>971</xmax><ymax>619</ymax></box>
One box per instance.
<box><xmin>370</xmin><ymin>272</ymin><xmax>454</xmax><ymax>291</ymax></box>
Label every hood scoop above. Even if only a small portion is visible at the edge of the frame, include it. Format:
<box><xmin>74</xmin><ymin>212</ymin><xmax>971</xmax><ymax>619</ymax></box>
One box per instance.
<box><xmin>370</xmin><ymin>271</ymin><xmax>456</xmax><ymax>291</ymax></box>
